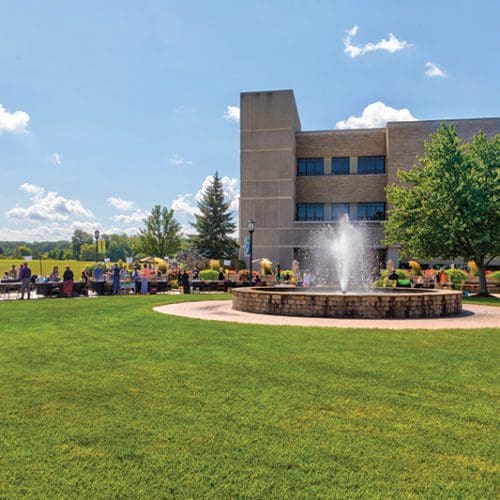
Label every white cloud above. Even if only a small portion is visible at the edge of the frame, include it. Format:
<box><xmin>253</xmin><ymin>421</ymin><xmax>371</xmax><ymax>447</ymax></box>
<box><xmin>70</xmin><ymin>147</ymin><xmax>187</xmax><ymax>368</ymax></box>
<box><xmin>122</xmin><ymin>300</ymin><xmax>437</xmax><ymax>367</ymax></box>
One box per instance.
<box><xmin>425</xmin><ymin>61</ymin><xmax>447</xmax><ymax>78</ymax></box>
<box><xmin>20</xmin><ymin>182</ymin><xmax>44</xmax><ymax>195</ymax></box>
<box><xmin>169</xmin><ymin>154</ymin><xmax>193</xmax><ymax>166</ymax></box>
<box><xmin>335</xmin><ymin>101</ymin><xmax>417</xmax><ymax>129</ymax></box>
<box><xmin>171</xmin><ymin>175</ymin><xmax>239</xmax><ymax>222</ymax></box>
<box><xmin>343</xmin><ymin>25</ymin><xmax>412</xmax><ymax>58</ymax></box>
<box><xmin>50</xmin><ymin>152</ymin><xmax>63</xmax><ymax>166</ymax></box>
<box><xmin>0</xmin><ymin>103</ymin><xmax>30</xmax><ymax>134</ymax></box>
<box><xmin>107</xmin><ymin>196</ymin><xmax>134</xmax><ymax>211</ymax></box>
<box><xmin>171</xmin><ymin>194</ymin><xmax>198</xmax><ymax>218</ymax></box>
<box><xmin>6</xmin><ymin>184</ymin><xmax>94</xmax><ymax>222</ymax></box>
<box><xmin>223</xmin><ymin>105</ymin><xmax>240</xmax><ymax>122</ymax></box>
<box><xmin>112</xmin><ymin>209</ymin><xmax>148</xmax><ymax>224</ymax></box>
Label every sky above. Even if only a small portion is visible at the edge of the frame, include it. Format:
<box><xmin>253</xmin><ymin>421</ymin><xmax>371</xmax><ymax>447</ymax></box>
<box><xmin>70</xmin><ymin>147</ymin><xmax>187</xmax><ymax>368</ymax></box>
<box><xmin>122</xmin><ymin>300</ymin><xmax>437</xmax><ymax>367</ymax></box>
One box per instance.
<box><xmin>1</xmin><ymin>0</ymin><xmax>499</xmax><ymax>242</ymax></box>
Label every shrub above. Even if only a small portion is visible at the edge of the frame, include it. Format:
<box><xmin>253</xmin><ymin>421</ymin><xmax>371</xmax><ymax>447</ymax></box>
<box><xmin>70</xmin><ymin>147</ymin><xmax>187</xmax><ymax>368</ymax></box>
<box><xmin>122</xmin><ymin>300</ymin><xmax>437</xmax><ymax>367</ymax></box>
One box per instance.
<box><xmin>260</xmin><ymin>258</ymin><xmax>273</xmax><ymax>275</ymax></box>
<box><xmin>445</xmin><ymin>269</ymin><xmax>467</xmax><ymax>289</ymax></box>
<box><xmin>489</xmin><ymin>270</ymin><xmax>500</xmax><ymax>281</ymax></box>
<box><xmin>408</xmin><ymin>260</ymin><xmax>422</xmax><ymax>275</ymax></box>
<box><xmin>373</xmin><ymin>278</ymin><xmax>397</xmax><ymax>288</ymax></box>
<box><xmin>199</xmin><ymin>269</ymin><xmax>219</xmax><ymax>281</ymax></box>
<box><xmin>209</xmin><ymin>259</ymin><xmax>220</xmax><ymax>271</ymax></box>
<box><xmin>467</xmin><ymin>261</ymin><xmax>479</xmax><ymax>276</ymax></box>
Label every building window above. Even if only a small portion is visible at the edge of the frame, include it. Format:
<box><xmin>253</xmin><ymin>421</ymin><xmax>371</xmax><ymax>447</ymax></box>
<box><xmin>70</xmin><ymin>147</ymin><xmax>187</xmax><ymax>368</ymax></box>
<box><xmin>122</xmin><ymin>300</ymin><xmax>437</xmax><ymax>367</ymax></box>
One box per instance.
<box><xmin>297</xmin><ymin>158</ymin><xmax>324</xmax><ymax>176</ymax></box>
<box><xmin>296</xmin><ymin>203</ymin><xmax>324</xmax><ymax>221</ymax></box>
<box><xmin>332</xmin><ymin>157</ymin><xmax>350</xmax><ymax>175</ymax></box>
<box><xmin>358</xmin><ymin>156</ymin><xmax>385</xmax><ymax>174</ymax></box>
<box><xmin>357</xmin><ymin>202</ymin><xmax>386</xmax><ymax>221</ymax></box>
<box><xmin>331</xmin><ymin>203</ymin><xmax>350</xmax><ymax>220</ymax></box>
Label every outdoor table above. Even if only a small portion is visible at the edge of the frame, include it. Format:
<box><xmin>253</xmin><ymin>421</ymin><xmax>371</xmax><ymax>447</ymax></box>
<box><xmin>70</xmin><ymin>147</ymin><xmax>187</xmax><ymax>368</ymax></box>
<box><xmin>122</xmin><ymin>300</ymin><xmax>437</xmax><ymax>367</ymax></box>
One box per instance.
<box><xmin>91</xmin><ymin>281</ymin><xmax>105</xmax><ymax>295</ymax></box>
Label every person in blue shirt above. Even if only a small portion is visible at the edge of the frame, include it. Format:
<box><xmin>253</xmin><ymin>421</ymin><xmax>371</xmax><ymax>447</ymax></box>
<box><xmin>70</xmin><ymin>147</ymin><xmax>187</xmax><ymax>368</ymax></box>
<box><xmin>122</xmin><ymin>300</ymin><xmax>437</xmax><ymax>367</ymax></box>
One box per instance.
<box><xmin>112</xmin><ymin>263</ymin><xmax>121</xmax><ymax>294</ymax></box>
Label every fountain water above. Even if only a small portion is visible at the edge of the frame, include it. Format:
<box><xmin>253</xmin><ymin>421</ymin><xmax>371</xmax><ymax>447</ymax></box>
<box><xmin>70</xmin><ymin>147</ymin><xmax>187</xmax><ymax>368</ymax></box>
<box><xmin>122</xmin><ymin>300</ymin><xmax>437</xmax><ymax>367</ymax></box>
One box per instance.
<box><xmin>231</xmin><ymin>214</ymin><xmax>462</xmax><ymax>318</ymax></box>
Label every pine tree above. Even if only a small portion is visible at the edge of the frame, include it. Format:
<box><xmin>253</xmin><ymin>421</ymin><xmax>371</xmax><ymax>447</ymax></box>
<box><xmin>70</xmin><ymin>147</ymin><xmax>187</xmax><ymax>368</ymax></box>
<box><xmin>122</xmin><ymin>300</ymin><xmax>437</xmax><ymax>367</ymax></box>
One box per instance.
<box><xmin>191</xmin><ymin>171</ymin><xmax>238</xmax><ymax>259</ymax></box>
<box><xmin>137</xmin><ymin>205</ymin><xmax>182</xmax><ymax>257</ymax></box>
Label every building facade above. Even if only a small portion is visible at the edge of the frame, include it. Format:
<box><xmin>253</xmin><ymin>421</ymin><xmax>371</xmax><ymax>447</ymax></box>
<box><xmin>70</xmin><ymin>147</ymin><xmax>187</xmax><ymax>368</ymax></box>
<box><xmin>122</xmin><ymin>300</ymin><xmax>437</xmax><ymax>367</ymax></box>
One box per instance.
<box><xmin>239</xmin><ymin>89</ymin><xmax>499</xmax><ymax>269</ymax></box>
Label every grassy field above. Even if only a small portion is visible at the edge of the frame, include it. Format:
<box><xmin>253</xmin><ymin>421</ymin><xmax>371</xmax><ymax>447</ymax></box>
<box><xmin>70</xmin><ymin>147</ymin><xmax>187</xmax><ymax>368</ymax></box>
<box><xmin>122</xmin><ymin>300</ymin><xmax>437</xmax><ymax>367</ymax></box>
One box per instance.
<box><xmin>0</xmin><ymin>258</ymin><xmax>95</xmax><ymax>277</ymax></box>
<box><xmin>0</xmin><ymin>295</ymin><xmax>498</xmax><ymax>497</ymax></box>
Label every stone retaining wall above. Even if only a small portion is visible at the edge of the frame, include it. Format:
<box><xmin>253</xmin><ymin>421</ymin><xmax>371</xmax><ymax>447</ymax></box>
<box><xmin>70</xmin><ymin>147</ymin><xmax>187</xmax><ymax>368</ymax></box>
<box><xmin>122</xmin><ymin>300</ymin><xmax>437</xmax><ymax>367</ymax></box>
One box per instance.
<box><xmin>232</xmin><ymin>288</ymin><xmax>462</xmax><ymax>319</ymax></box>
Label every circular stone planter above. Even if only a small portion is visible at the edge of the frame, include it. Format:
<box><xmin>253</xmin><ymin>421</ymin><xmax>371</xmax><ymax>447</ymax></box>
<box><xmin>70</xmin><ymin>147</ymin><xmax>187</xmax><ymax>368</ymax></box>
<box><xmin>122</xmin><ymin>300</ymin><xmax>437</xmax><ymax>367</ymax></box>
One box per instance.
<box><xmin>231</xmin><ymin>287</ymin><xmax>462</xmax><ymax>319</ymax></box>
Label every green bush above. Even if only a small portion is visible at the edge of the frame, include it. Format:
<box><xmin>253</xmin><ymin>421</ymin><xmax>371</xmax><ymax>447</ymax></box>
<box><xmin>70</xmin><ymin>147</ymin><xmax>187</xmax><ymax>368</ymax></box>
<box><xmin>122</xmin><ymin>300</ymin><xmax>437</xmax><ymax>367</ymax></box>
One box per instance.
<box><xmin>199</xmin><ymin>269</ymin><xmax>219</xmax><ymax>281</ymax></box>
<box><xmin>373</xmin><ymin>278</ymin><xmax>397</xmax><ymax>288</ymax></box>
<box><xmin>445</xmin><ymin>269</ymin><xmax>467</xmax><ymax>289</ymax></box>
<box><xmin>488</xmin><ymin>270</ymin><xmax>500</xmax><ymax>281</ymax></box>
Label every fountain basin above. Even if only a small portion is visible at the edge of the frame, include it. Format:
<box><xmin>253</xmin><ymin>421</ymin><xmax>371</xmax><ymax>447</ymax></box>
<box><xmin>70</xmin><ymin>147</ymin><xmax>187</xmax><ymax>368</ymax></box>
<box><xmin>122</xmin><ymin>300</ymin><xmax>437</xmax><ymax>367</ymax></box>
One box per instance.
<box><xmin>231</xmin><ymin>287</ymin><xmax>462</xmax><ymax>319</ymax></box>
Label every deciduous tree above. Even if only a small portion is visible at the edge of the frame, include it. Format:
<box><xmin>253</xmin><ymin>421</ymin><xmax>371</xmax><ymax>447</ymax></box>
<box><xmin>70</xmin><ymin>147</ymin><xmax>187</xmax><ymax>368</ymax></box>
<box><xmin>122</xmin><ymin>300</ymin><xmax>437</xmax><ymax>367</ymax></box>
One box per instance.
<box><xmin>385</xmin><ymin>124</ymin><xmax>499</xmax><ymax>295</ymax></box>
<box><xmin>137</xmin><ymin>205</ymin><xmax>182</xmax><ymax>257</ymax></box>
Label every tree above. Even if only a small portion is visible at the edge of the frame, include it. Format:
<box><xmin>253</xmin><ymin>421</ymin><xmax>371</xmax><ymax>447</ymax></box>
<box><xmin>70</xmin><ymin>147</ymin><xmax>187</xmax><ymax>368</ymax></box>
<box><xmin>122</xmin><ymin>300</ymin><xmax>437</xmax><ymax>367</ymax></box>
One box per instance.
<box><xmin>79</xmin><ymin>243</ymin><xmax>97</xmax><ymax>261</ymax></box>
<box><xmin>13</xmin><ymin>245</ymin><xmax>32</xmax><ymax>257</ymax></box>
<box><xmin>137</xmin><ymin>205</ymin><xmax>182</xmax><ymax>257</ymax></box>
<box><xmin>385</xmin><ymin>124</ymin><xmax>499</xmax><ymax>296</ymax></box>
<box><xmin>190</xmin><ymin>171</ymin><xmax>238</xmax><ymax>259</ymax></box>
<box><xmin>71</xmin><ymin>230</ymin><xmax>94</xmax><ymax>259</ymax></box>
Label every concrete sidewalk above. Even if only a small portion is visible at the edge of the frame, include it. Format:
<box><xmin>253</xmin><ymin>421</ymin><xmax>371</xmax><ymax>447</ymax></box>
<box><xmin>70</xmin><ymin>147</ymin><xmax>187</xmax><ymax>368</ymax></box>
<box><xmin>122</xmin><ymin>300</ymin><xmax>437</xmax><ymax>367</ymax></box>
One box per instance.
<box><xmin>154</xmin><ymin>300</ymin><xmax>500</xmax><ymax>330</ymax></box>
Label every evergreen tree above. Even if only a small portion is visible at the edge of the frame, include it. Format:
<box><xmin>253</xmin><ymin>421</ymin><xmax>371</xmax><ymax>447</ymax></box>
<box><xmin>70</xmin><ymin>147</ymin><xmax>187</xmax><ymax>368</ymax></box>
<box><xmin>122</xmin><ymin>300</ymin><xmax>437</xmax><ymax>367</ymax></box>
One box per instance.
<box><xmin>191</xmin><ymin>171</ymin><xmax>238</xmax><ymax>259</ymax></box>
<box><xmin>137</xmin><ymin>205</ymin><xmax>182</xmax><ymax>257</ymax></box>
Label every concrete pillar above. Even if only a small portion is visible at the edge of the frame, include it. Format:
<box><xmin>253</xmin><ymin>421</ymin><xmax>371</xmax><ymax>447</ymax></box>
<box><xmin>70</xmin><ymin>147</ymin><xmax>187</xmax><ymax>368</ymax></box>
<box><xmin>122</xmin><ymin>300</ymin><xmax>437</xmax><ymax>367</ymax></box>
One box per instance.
<box><xmin>323</xmin><ymin>157</ymin><xmax>331</xmax><ymax>175</ymax></box>
<box><xmin>349</xmin><ymin>156</ymin><xmax>358</xmax><ymax>175</ymax></box>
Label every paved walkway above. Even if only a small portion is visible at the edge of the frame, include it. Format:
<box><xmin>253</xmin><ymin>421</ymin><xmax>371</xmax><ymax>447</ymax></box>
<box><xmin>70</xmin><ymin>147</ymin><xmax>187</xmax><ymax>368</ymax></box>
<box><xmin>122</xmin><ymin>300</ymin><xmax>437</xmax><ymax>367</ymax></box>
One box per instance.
<box><xmin>154</xmin><ymin>300</ymin><xmax>500</xmax><ymax>330</ymax></box>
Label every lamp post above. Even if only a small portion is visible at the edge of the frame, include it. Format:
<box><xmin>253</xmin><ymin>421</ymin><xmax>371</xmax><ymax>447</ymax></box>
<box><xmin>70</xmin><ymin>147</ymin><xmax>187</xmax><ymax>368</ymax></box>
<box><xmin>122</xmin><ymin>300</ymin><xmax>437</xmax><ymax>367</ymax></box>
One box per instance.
<box><xmin>94</xmin><ymin>229</ymin><xmax>100</xmax><ymax>263</ymax></box>
<box><xmin>247</xmin><ymin>219</ymin><xmax>255</xmax><ymax>286</ymax></box>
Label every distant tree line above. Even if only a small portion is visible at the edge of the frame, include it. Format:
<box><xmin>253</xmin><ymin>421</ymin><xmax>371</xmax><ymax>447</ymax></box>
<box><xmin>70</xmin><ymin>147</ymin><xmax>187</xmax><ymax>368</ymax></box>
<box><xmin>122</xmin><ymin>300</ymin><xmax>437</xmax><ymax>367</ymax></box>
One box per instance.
<box><xmin>0</xmin><ymin>171</ymin><xmax>239</xmax><ymax>264</ymax></box>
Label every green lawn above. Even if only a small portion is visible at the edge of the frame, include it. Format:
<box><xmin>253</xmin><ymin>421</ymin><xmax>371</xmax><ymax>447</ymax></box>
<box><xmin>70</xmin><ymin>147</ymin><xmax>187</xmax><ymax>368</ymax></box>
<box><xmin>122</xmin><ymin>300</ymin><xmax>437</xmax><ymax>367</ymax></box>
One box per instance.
<box><xmin>0</xmin><ymin>295</ymin><xmax>498</xmax><ymax>497</ymax></box>
<box><xmin>464</xmin><ymin>295</ymin><xmax>500</xmax><ymax>307</ymax></box>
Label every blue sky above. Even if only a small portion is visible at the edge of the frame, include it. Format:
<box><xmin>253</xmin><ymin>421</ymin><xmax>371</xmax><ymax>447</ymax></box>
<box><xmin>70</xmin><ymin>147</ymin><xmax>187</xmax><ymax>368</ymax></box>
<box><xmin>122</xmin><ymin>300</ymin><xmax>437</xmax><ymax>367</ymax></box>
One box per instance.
<box><xmin>1</xmin><ymin>0</ymin><xmax>499</xmax><ymax>241</ymax></box>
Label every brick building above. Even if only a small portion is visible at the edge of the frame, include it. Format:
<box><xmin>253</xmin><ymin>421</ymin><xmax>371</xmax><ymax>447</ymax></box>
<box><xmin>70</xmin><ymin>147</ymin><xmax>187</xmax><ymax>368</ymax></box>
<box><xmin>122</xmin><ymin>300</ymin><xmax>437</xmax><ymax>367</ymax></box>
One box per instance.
<box><xmin>239</xmin><ymin>89</ymin><xmax>499</xmax><ymax>269</ymax></box>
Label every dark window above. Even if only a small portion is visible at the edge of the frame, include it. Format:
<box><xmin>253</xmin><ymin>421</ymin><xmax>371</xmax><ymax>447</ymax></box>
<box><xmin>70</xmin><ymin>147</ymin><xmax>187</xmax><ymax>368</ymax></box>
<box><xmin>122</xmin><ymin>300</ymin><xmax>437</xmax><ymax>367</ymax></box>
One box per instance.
<box><xmin>332</xmin><ymin>157</ymin><xmax>350</xmax><ymax>175</ymax></box>
<box><xmin>357</xmin><ymin>202</ymin><xmax>386</xmax><ymax>221</ymax></box>
<box><xmin>296</xmin><ymin>203</ymin><xmax>324</xmax><ymax>221</ymax></box>
<box><xmin>358</xmin><ymin>156</ymin><xmax>385</xmax><ymax>174</ymax></box>
<box><xmin>297</xmin><ymin>158</ymin><xmax>324</xmax><ymax>176</ymax></box>
<box><xmin>331</xmin><ymin>203</ymin><xmax>350</xmax><ymax>220</ymax></box>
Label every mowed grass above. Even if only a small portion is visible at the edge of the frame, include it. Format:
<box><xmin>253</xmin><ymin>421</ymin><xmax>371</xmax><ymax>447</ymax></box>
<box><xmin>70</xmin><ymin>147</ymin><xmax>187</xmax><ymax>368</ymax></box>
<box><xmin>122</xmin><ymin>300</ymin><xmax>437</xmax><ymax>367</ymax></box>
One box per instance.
<box><xmin>0</xmin><ymin>295</ymin><xmax>498</xmax><ymax>497</ymax></box>
<box><xmin>0</xmin><ymin>258</ymin><xmax>94</xmax><ymax>277</ymax></box>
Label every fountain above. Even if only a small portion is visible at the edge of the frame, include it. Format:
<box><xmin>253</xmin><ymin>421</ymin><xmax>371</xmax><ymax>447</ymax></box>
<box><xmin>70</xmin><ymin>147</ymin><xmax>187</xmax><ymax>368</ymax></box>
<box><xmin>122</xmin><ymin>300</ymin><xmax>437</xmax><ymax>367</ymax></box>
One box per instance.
<box><xmin>232</xmin><ymin>216</ymin><xmax>462</xmax><ymax>318</ymax></box>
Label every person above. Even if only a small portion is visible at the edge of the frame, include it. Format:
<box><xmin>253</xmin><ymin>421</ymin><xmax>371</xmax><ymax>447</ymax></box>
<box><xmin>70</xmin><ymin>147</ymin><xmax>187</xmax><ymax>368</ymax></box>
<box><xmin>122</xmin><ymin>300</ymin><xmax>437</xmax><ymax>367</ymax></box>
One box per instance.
<box><xmin>81</xmin><ymin>266</ymin><xmax>90</xmax><ymax>285</ymax></box>
<box><xmin>141</xmin><ymin>264</ymin><xmax>151</xmax><ymax>294</ymax></box>
<box><xmin>252</xmin><ymin>273</ymin><xmax>262</xmax><ymax>286</ymax></box>
<box><xmin>133</xmin><ymin>267</ymin><xmax>141</xmax><ymax>294</ymax></box>
<box><xmin>414</xmin><ymin>275</ymin><xmax>424</xmax><ymax>289</ymax></box>
<box><xmin>181</xmin><ymin>270</ymin><xmax>190</xmax><ymax>294</ymax></box>
<box><xmin>438</xmin><ymin>269</ymin><xmax>447</xmax><ymax>288</ymax></box>
<box><xmin>2</xmin><ymin>271</ymin><xmax>11</xmax><ymax>280</ymax></box>
<box><xmin>9</xmin><ymin>264</ymin><xmax>17</xmax><ymax>279</ymax></box>
<box><xmin>112</xmin><ymin>263</ymin><xmax>121</xmax><ymax>294</ymax></box>
<box><xmin>62</xmin><ymin>266</ymin><xmax>74</xmax><ymax>297</ymax></box>
<box><xmin>275</xmin><ymin>264</ymin><xmax>281</xmax><ymax>284</ymax></box>
<box><xmin>19</xmin><ymin>263</ymin><xmax>32</xmax><ymax>300</ymax></box>
<box><xmin>218</xmin><ymin>268</ymin><xmax>225</xmax><ymax>281</ymax></box>
<box><xmin>388</xmin><ymin>270</ymin><xmax>399</xmax><ymax>281</ymax></box>
<box><xmin>49</xmin><ymin>266</ymin><xmax>59</xmax><ymax>282</ymax></box>
<box><xmin>302</xmin><ymin>269</ymin><xmax>311</xmax><ymax>288</ymax></box>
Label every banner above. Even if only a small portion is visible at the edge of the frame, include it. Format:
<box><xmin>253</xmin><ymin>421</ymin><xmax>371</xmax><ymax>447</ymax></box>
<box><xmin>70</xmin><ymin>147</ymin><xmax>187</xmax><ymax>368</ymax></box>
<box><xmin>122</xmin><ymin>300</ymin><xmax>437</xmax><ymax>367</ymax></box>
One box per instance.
<box><xmin>223</xmin><ymin>260</ymin><xmax>231</xmax><ymax>266</ymax></box>
<box><xmin>24</xmin><ymin>256</ymin><xmax>33</xmax><ymax>261</ymax></box>
<box><xmin>97</xmin><ymin>238</ymin><xmax>106</xmax><ymax>255</ymax></box>
<box><xmin>126</xmin><ymin>257</ymin><xmax>133</xmax><ymax>264</ymax></box>
<box><xmin>244</xmin><ymin>236</ymin><xmax>251</xmax><ymax>257</ymax></box>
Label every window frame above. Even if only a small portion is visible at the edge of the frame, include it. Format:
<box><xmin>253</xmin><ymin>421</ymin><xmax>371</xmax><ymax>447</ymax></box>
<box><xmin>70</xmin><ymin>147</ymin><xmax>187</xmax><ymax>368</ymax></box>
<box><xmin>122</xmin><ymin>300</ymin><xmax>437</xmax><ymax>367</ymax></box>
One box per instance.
<box><xmin>331</xmin><ymin>157</ymin><xmax>350</xmax><ymax>175</ymax></box>
<box><xmin>297</xmin><ymin>158</ymin><xmax>324</xmax><ymax>176</ymax></box>
<box><xmin>357</xmin><ymin>202</ymin><xmax>386</xmax><ymax>221</ymax></box>
<box><xmin>358</xmin><ymin>156</ymin><xmax>385</xmax><ymax>175</ymax></box>
<box><xmin>296</xmin><ymin>203</ymin><xmax>325</xmax><ymax>221</ymax></box>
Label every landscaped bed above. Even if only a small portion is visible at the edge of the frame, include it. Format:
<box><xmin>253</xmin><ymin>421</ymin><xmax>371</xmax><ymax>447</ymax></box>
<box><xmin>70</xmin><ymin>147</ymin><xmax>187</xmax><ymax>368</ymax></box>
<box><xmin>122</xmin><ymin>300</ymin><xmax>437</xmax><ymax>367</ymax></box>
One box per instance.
<box><xmin>0</xmin><ymin>294</ymin><xmax>498</xmax><ymax>497</ymax></box>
